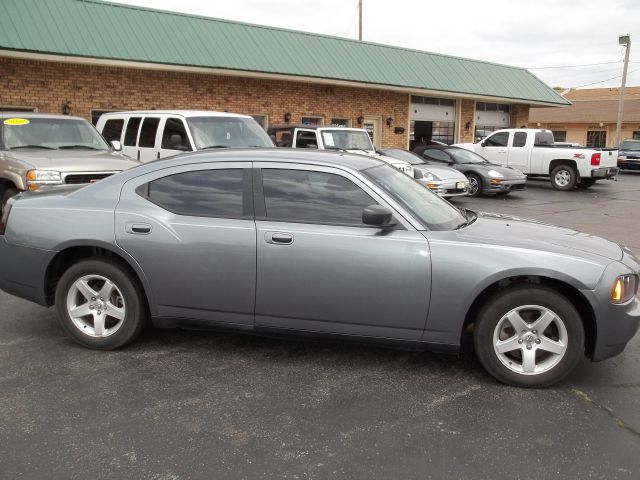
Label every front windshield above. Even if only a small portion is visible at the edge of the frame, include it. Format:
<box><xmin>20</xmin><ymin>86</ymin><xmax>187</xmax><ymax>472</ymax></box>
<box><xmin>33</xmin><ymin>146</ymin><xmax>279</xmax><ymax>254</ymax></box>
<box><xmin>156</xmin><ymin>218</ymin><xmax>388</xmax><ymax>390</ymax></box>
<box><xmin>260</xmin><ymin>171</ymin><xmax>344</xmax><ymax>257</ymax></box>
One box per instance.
<box><xmin>187</xmin><ymin>117</ymin><xmax>274</xmax><ymax>149</ymax></box>
<box><xmin>380</xmin><ymin>149</ymin><xmax>425</xmax><ymax>165</ymax></box>
<box><xmin>362</xmin><ymin>164</ymin><xmax>467</xmax><ymax>231</ymax></box>
<box><xmin>620</xmin><ymin>140</ymin><xmax>640</xmax><ymax>151</ymax></box>
<box><xmin>446</xmin><ymin>148</ymin><xmax>488</xmax><ymax>164</ymax></box>
<box><xmin>321</xmin><ymin>130</ymin><xmax>374</xmax><ymax>151</ymax></box>
<box><xmin>2</xmin><ymin>117</ymin><xmax>110</xmax><ymax>150</ymax></box>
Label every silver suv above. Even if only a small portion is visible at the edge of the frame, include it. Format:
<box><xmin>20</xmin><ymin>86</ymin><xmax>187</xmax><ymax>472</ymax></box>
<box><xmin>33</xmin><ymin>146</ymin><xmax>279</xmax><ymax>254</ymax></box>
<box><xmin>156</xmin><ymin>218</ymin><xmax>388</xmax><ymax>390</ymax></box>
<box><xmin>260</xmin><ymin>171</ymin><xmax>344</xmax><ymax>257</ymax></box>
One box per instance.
<box><xmin>0</xmin><ymin>113</ymin><xmax>139</xmax><ymax>212</ymax></box>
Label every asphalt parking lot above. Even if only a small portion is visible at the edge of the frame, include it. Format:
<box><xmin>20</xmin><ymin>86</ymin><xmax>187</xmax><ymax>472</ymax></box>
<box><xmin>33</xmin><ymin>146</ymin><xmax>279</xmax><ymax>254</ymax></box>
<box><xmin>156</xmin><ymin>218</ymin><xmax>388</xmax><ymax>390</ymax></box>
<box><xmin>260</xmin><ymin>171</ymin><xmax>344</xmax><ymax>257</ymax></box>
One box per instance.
<box><xmin>1</xmin><ymin>172</ymin><xmax>640</xmax><ymax>480</ymax></box>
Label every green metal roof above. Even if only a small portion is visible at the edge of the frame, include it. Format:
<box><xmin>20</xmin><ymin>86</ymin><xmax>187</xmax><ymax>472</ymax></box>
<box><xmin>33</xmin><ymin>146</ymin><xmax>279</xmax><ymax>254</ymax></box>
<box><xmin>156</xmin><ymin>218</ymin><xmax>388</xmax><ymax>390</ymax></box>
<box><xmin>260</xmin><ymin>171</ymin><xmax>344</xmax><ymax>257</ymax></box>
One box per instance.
<box><xmin>0</xmin><ymin>0</ymin><xmax>569</xmax><ymax>106</ymax></box>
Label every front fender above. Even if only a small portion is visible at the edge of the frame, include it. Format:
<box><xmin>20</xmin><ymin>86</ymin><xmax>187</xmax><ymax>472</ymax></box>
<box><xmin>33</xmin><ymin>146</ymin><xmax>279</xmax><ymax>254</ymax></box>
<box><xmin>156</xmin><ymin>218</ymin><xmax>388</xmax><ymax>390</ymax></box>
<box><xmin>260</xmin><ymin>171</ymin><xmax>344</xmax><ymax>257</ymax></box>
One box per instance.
<box><xmin>422</xmin><ymin>238</ymin><xmax>608</xmax><ymax>345</ymax></box>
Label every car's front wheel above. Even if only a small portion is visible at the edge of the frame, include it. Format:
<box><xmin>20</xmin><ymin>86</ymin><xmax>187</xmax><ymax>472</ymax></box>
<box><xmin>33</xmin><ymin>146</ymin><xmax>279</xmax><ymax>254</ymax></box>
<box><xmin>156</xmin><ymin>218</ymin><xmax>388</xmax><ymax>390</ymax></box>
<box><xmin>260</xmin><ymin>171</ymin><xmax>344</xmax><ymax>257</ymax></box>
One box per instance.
<box><xmin>55</xmin><ymin>258</ymin><xmax>147</xmax><ymax>349</ymax></box>
<box><xmin>467</xmin><ymin>174</ymin><xmax>483</xmax><ymax>197</ymax></box>
<box><xmin>473</xmin><ymin>285</ymin><xmax>584</xmax><ymax>387</ymax></box>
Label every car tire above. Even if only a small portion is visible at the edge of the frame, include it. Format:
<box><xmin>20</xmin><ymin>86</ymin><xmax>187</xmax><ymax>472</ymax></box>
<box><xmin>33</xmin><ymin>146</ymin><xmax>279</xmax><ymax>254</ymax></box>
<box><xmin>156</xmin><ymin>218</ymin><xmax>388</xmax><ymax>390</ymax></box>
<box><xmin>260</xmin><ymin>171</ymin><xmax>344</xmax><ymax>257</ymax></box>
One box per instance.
<box><xmin>577</xmin><ymin>178</ymin><xmax>597</xmax><ymax>189</ymax></box>
<box><xmin>550</xmin><ymin>165</ymin><xmax>577</xmax><ymax>190</ymax></box>
<box><xmin>1</xmin><ymin>187</ymin><xmax>18</xmax><ymax>216</ymax></box>
<box><xmin>467</xmin><ymin>174</ymin><xmax>483</xmax><ymax>197</ymax></box>
<box><xmin>55</xmin><ymin>257</ymin><xmax>148</xmax><ymax>350</ymax></box>
<box><xmin>473</xmin><ymin>284</ymin><xmax>584</xmax><ymax>387</ymax></box>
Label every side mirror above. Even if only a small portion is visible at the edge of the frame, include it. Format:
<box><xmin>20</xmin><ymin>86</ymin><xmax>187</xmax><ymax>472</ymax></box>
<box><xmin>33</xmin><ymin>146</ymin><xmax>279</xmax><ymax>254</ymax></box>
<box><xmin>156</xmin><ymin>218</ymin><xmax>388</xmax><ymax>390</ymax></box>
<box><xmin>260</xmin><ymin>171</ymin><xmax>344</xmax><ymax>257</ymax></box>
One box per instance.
<box><xmin>362</xmin><ymin>205</ymin><xmax>395</xmax><ymax>228</ymax></box>
<box><xmin>480</xmin><ymin>141</ymin><xmax>487</xmax><ymax>147</ymax></box>
<box><xmin>110</xmin><ymin>140</ymin><xmax>122</xmax><ymax>152</ymax></box>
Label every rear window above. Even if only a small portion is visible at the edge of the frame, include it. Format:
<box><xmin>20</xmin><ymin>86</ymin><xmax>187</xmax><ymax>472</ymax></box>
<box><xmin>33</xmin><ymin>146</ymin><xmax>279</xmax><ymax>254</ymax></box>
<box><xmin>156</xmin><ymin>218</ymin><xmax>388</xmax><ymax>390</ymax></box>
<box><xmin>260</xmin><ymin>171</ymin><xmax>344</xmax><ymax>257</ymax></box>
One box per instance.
<box><xmin>534</xmin><ymin>131</ymin><xmax>555</xmax><ymax>146</ymax></box>
<box><xmin>139</xmin><ymin>117</ymin><xmax>160</xmax><ymax>148</ymax></box>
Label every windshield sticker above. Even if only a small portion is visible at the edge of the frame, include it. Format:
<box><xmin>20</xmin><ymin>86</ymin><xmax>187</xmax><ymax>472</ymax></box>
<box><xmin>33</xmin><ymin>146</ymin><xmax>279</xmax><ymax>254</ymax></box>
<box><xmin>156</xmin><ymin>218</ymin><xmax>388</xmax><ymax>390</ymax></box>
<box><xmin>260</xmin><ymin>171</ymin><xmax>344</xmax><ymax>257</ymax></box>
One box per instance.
<box><xmin>3</xmin><ymin>118</ymin><xmax>30</xmax><ymax>126</ymax></box>
<box><xmin>324</xmin><ymin>132</ymin><xmax>335</xmax><ymax>147</ymax></box>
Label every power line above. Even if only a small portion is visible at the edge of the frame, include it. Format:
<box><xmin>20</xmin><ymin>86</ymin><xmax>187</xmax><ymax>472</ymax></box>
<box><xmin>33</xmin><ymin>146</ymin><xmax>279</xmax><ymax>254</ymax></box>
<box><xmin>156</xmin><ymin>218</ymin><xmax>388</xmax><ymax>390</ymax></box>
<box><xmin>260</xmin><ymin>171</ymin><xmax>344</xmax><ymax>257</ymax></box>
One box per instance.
<box><xmin>528</xmin><ymin>60</ymin><xmax>623</xmax><ymax>69</ymax></box>
<box><xmin>571</xmin><ymin>67</ymin><xmax>640</xmax><ymax>88</ymax></box>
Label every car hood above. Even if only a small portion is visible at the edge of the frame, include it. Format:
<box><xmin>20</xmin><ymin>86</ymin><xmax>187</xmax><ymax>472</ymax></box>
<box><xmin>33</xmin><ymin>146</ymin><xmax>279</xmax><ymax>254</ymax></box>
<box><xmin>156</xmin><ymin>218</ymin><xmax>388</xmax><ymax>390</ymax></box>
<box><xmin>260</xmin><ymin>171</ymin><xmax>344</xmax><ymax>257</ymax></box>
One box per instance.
<box><xmin>458</xmin><ymin>212</ymin><xmax>622</xmax><ymax>262</ymax></box>
<box><xmin>619</xmin><ymin>149</ymin><xmax>640</xmax><ymax>158</ymax></box>
<box><xmin>463</xmin><ymin>163</ymin><xmax>526</xmax><ymax>178</ymax></box>
<box><xmin>6</xmin><ymin>149</ymin><xmax>140</xmax><ymax>172</ymax></box>
<box><xmin>414</xmin><ymin>164</ymin><xmax>467</xmax><ymax>181</ymax></box>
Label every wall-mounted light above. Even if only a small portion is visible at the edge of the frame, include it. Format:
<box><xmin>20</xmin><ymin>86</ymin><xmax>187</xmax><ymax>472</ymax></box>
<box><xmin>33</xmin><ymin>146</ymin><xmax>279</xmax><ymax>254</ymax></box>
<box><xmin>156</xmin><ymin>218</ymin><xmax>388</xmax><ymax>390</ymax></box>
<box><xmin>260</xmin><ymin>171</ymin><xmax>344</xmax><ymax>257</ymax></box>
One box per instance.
<box><xmin>465</xmin><ymin>121</ymin><xmax>471</xmax><ymax>130</ymax></box>
<box><xmin>357</xmin><ymin>115</ymin><xmax>364</xmax><ymax>126</ymax></box>
<box><xmin>284</xmin><ymin>112</ymin><xmax>291</xmax><ymax>123</ymax></box>
<box><xmin>386</xmin><ymin>116</ymin><xmax>393</xmax><ymax>127</ymax></box>
<box><xmin>62</xmin><ymin>101</ymin><xmax>71</xmax><ymax>115</ymax></box>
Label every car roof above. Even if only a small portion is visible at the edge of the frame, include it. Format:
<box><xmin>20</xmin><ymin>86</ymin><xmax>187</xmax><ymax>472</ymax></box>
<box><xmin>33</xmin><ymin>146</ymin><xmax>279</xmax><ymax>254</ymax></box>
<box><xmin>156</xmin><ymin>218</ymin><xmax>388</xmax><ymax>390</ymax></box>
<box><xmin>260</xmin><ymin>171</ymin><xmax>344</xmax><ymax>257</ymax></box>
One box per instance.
<box><xmin>268</xmin><ymin>124</ymin><xmax>364</xmax><ymax>131</ymax></box>
<box><xmin>99</xmin><ymin>110</ymin><xmax>251</xmax><ymax>119</ymax></box>
<box><xmin>0</xmin><ymin>112</ymin><xmax>88</xmax><ymax>121</ymax></box>
<box><xmin>147</xmin><ymin>148</ymin><xmax>382</xmax><ymax>171</ymax></box>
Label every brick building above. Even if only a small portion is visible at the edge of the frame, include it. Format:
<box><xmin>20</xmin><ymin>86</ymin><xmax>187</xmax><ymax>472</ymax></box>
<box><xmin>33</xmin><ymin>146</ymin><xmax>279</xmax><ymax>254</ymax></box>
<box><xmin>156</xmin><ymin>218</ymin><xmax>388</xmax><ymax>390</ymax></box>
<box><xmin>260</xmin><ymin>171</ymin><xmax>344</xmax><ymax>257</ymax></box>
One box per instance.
<box><xmin>529</xmin><ymin>87</ymin><xmax>640</xmax><ymax>147</ymax></box>
<box><xmin>0</xmin><ymin>0</ymin><xmax>567</xmax><ymax>148</ymax></box>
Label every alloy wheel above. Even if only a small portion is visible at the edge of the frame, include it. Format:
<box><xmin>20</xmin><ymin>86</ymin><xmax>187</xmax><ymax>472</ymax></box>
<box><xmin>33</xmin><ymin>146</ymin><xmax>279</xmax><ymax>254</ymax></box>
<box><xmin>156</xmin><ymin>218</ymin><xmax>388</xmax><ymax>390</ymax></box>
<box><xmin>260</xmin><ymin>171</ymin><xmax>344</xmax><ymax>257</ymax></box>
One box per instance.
<box><xmin>66</xmin><ymin>274</ymin><xmax>126</xmax><ymax>337</ymax></box>
<box><xmin>492</xmin><ymin>305</ymin><xmax>568</xmax><ymax>375</ymax></box>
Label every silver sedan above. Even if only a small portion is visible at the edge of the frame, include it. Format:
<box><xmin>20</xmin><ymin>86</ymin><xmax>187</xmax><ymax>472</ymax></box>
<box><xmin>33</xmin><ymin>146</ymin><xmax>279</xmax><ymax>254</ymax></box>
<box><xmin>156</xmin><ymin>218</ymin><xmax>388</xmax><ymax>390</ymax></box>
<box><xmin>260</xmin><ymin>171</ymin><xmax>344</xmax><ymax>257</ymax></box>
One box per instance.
<box><xmin>0</xmin><ymin>149</ymin><xmax>638</xmax><ymax>387</ymax></box>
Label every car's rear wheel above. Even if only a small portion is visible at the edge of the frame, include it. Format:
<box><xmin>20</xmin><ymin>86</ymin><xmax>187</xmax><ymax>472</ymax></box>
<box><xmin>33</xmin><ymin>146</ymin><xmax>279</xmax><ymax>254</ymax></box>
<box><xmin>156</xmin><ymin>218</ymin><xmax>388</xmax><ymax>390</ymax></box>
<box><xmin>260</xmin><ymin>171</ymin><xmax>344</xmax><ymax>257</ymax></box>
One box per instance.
<box><xmin>473</xmin><ymin>285</ymin><xmax>584</xmax><ymax>387</ymax></box>
<box><xmin>577</xmin><ymin>178</ymin><xmax>597</xmax><ymax>189</ymax></box>
<box><xmin>467</xmin><ymin>174</ymin><xmax>483</xmax><ymax>197</ymax></box>
<box><xmin>55</xmin><ymin>258</ymin><xmax>147</xmax><ymax>349</ymax></box>
<box><xmin>550</xmin><ymin>165</ymin><xmax>577</xmax><ymax>190</ymax></box>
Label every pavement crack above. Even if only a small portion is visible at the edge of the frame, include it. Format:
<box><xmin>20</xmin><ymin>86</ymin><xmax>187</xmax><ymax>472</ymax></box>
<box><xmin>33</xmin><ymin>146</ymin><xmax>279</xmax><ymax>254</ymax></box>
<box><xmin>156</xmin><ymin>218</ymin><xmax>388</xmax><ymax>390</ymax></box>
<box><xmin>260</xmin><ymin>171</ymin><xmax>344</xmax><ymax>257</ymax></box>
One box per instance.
<box><xmin>571</xmin><ymin>388</ymin><xmax>640</xmax><ymax>439</ymax></box>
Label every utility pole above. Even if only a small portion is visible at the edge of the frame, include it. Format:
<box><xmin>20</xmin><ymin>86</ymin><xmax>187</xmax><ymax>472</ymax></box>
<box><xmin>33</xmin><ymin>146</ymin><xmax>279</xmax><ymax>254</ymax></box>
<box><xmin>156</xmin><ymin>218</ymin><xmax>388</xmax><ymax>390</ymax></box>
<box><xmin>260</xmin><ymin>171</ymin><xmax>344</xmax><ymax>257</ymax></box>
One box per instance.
<box><xmin>615</xmin><ymin>34</ymin><xmax>631</xmax><ymax>146</ymax></box>
<box><xmin>358</xmin><ymin>0</ymin><xmax>362</xmax><ymax>41</ymax></box>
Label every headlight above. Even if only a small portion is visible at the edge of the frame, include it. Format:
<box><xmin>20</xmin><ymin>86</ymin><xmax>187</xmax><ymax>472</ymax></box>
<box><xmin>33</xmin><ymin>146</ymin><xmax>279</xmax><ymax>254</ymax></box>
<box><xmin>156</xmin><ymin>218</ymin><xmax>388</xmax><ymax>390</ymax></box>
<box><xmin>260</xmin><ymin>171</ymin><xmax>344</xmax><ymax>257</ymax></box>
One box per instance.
<box><xmin>26</xmin><ymin>170</ymin><xmax>63</xmax><ymax>190</ymax></box>
<box><xmin>487</xmin><ymin>170</ymin><xmax>504</xmax><ymax>178</ymax></box>
<box><xmin>424</xmin><ymin>172</ymin><xmax>443</xmax><ymax>182</ymax></box>
<box><xmin>611</xmin><ymin>274</ymin><xmax>638</xmax><ymax>303</ymax></box>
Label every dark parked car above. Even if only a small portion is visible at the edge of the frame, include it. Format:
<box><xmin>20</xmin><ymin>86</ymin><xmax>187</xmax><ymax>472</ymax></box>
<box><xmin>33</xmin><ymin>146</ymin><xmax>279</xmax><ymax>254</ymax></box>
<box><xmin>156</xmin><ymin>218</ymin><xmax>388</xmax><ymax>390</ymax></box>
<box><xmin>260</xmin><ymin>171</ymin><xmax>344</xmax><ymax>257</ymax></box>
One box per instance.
<box><xmin>415</xmin><ymin>145</ymin><xmax>527</xmax><ymax>197</ymax></box>
<box><xmin>618</xmin><ymin>139</ymin><xmax>640</xmax><ymax>170</ymax></box>
<box><xmin>1</xmin><ymin>149</ymin><xmax>639</xmax><ymax>387</ymax></box>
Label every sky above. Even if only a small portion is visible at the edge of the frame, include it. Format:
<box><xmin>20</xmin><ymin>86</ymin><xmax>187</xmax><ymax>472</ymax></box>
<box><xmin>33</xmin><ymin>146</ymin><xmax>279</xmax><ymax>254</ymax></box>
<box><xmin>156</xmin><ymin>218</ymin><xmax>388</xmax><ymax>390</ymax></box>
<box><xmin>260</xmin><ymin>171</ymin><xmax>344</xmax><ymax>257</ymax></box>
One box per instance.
<box><xmin>110</xmin><ymin>0</ymin><xmax>640</xmax><ymax>91</ymax></box>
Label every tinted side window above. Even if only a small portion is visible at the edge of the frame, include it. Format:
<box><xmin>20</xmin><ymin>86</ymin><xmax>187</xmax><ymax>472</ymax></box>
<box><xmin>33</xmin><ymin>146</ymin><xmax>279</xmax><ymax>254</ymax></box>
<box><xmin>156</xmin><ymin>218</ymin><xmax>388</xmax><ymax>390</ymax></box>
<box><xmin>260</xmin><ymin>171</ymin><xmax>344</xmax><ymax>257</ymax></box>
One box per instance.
<box><xmin>148</xmin><ymin>169</ymin><xmax>245</xmax><ymax>218</ymax></box>
<box><xmin>139</xmin><ymin>117</ymin><xmax>160</xmax><ymax>148</ymax></box>
<box><xmin>124</xmin><ymin>117</ymin><xmax>141</xmax><ymax>146</ymax></box>
<box><xmin>262</xmin><ymin>169</ymin><xmax>377</xmax><ymax>226</ymax></box>
<box><xmin>102</xmin><ymin>119</ymin><xmax>124</xmax><ymax>142</ymax></box>
<box><xmin>513</xmin><ymin>132</ymin><xmax>527</xmax><ymax>147</ymax></box>
<box><xmin>423</xmin><ymin>150</ymin><xmax>451</xmax><ymax>162</ymax></box>
<box><xmin>161</xmin><ymin>118</ymin><xmax>190</xmax><ymax>150</ymax></box>
<box><xmin>295</xmin><ymin>131</ymin><xmax>318</xmax><ymax>148</ymax></box>
<box><xmin>484</xmin><ymin>132</ymin><xmax>509</xmax><ymax>147</ymax></box>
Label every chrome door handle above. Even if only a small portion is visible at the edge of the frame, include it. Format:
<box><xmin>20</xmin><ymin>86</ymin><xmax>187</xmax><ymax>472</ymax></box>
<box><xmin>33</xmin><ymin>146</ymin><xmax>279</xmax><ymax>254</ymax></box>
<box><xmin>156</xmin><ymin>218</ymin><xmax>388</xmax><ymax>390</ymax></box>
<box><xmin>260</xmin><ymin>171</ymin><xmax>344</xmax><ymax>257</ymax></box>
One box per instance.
<box><xmin>126</xmin><ymin>222</ymin><xmax>152</xmax><ymax>234</ymax></box>
<box><xmin>265</xmin><ymin>232</ymin><xmax>293</xmax><ymax>245</ymax></box>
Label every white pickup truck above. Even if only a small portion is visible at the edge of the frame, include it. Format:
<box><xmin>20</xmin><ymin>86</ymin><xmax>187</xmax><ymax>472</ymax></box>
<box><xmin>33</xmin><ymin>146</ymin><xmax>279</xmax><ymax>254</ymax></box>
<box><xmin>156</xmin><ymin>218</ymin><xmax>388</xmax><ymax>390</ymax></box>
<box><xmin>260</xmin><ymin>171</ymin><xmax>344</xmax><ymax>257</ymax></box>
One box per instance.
<box><xmin>455</xmin><ymin>129</ymin><xmax>619</xmax><ymax>190</ymax></box>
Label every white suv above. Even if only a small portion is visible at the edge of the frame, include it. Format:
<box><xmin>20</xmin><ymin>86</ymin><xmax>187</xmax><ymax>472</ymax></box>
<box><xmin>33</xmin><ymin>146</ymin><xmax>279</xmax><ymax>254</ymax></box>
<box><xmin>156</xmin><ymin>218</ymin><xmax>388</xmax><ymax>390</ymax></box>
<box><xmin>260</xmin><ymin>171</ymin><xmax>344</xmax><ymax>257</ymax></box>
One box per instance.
<box><xmin>96</xmin><ymin>110</ymin><xmax>274</xmax><ymax>162</ymax></box>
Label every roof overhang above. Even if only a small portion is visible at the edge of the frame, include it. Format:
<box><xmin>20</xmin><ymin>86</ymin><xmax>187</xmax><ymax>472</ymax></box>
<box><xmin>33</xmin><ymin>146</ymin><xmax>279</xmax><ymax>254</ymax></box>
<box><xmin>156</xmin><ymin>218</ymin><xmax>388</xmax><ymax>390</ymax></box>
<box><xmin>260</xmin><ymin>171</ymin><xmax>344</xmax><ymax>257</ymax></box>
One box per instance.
<box><xmin>1</xmin><ymin>49</ymin><xmax>568</xmax><ymax>107</ymax></box>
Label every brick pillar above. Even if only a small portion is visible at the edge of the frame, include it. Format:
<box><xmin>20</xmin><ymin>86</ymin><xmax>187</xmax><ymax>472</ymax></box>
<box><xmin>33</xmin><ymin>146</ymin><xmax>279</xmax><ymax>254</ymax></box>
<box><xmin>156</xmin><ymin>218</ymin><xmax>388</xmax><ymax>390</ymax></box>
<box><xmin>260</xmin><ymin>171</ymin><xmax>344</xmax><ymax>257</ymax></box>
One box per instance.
<box><xmin>510</xmin><ymin>104</ymin><xmax>530</xmax><ymax>128</ymax></box>
<box><xmin>458</xmin><ymin>99</ymin><xmax>475</xmax><ymax>143</ymax></box>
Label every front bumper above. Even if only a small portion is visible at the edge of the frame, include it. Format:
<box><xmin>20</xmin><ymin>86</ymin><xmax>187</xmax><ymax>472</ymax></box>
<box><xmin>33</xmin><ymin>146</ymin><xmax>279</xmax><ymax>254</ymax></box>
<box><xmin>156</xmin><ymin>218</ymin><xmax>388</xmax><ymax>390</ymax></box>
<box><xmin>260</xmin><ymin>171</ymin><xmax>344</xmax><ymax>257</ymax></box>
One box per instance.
<box><xmin>417</xmin><ymin>179</ymin><xmax>469</xmax><ymax>197</ymax></box>
<box><xmin>482</xmin><ymin>177</ymin><xmax>527</xmax><ymax>194</ymax></box>
<box><xmin>618</xmin><ymin>158</ymin><xmax>640</xmax><ymax>170</ymax></box>
<box><xmin>591</xmin><ymin>166</ymin><xmax>619</xmax><ymax>178</ymax></box>
<box><xmin>588</xmin><ymin>252</ymin><xmax>640</xmax><ymax>362</ymax></box>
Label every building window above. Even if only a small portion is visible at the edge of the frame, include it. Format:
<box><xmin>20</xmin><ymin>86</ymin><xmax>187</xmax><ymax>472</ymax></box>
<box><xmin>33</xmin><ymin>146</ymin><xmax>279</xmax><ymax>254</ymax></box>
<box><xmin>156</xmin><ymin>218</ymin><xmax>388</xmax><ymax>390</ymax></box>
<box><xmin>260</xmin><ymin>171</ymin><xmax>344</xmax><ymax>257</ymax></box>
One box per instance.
<box><xmin>586</xmin><ymin>131</ymin><xmax>606</xmax><ymax>148</ymax></box>
<box><xmin>91</xmin><ymin>109</ymin><xmax>119</xmax><ymax>126</ymax></box>
<box><xmin>0</xmin><ymin>106</ymin><xmax>36</xmax><ymax>112</ymax></box>
<box><xmin>633</xmin><ymin>131</ymin><xmax>640</xmax><ymax>140</ymax></box>
<box><xmin>476</xmin><ymin>102</ymin><xmax>511</xmax><ymax>113</ymax></box>
<box><xmin>410</xmin><ymin>96</ymin><xmax>454</xmax><ymax>106</ymax></box>
<box><xmin>331</xmin><ymin>118</ymin><xmax>351</xmax><ymax>127</ymax></box>
<box><xmin>474</xmin><ymin>125</ymin><xmax>501</xmax><ymax>142</ymax></box>
<box><xmin>301</xmin><ymin>116</ymin><xmax>323</xmax><ymax>126</ymax></box>
<box><xmin>249</xmin><ymin>114</ymin><xmax>268</xmax><ymax>130</ymax></box>
<box><xmin>552</xmin><ymin>130</ymin><xmax>567</xmax><ymax>142</ymax></box>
